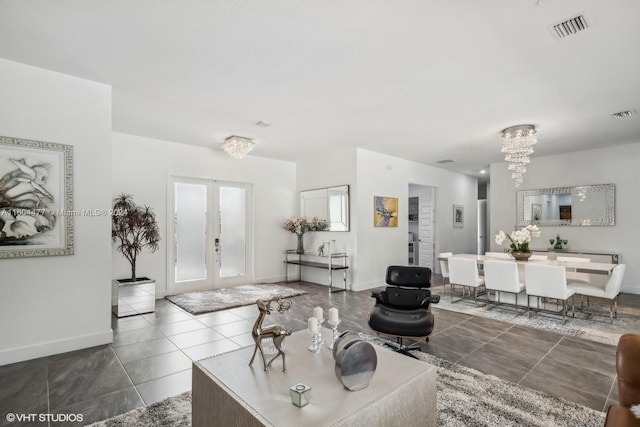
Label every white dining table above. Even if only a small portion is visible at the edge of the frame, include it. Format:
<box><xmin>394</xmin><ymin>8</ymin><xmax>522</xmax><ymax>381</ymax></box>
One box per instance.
<box><xmin>443</xmin><ymin>253</ymin><xmax>618</xmax><ymax>311</ymax></box>
<box><xmin>447</xmin><ymin>253</ymin><xmax>617</xmax><ymax>275</ymax></box>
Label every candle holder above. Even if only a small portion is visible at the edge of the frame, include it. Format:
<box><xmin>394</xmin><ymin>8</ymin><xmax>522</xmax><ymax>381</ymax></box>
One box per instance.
<box><xmin>317</xmin><ymin>318</ymin><xmax>325</xmax><ymax>344</ymax></box>
<box><xmin>308</xmin><ymin>329</ymin><xmax>322</xmax><ymax>353</ymax></box>
<box><xmin>327</xmin><ymin>319</ymin><xmax>341</xmax><ymax>350</ymax></box>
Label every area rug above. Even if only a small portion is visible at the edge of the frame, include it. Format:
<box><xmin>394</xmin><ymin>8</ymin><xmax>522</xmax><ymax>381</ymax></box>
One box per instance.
<box><xmin>165</xmin><ymin>283</ymin><xmax>307</xmax><ymax>315</ymax></box>
<box><xmin>430</xmin><ymin>284</ymin><xmax>640</xmax><ymax>346</ymax></box>
<box><xmin>88</xmin><ymin>346</ymin><xmax>605</xmax><ymax>427</ymax></box>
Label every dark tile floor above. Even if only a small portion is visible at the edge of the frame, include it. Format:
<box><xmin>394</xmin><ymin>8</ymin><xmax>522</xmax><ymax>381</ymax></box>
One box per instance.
<box><xmin>1</xmin><ymin>276</ymin><xmax>637</xmax><ymax>426</ymax></box>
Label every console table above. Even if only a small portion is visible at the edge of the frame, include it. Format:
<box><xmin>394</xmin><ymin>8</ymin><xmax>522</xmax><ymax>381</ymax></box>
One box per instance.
<box><xmin>531</xmin><ymin>249</ymin><xmax>619</xmax><ymax>264</ymax></box>
<box><xmin>284</xmin><ymin>250</ymin><xmax>348</xmax><ymax>293</ymax></box>
<box><xmin>192</xmin><ymin>328</ymin><xmax>437</xmax><ymax>427</ymax></box>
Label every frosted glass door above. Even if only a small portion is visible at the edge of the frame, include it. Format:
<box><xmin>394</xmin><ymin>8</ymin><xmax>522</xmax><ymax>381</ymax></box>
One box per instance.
<box><xmin>175</xmin><ymin>183</ymin><xmax>208</xmax><ymax>282</ymax></box>
<box><xmin>168</xmin><ymin>177</ymin><xmax>252</xmax><ymax>293</ymax></box>
<box><xmin>219</xmin><ymin>186</ymin><xmax>245</xmax><ymax>277</ymax></box>
<box><xmin>214</xmin><ymin>182</ymin><xmax>252</xmax><ymax>287</ymax></box>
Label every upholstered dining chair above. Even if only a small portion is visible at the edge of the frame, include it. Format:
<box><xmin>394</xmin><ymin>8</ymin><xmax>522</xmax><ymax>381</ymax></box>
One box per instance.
<box><xmin>557</xmin><ymin>256</ymin><xmax>592</xmax><ymax>283</ymax></box>
<box><xmin>448</xmin><ymin>257</ymin><xmax>485</xmax><ymax>306</ymax></box>
<box><xmin>483</xmin><ymin>260</ymin><xmax>525</xmax><ymax>315</ymax></box>
<box><xmin>569</xmin><ymin>264</ymin><xmax>626</xmax><ymax>323</ymax></box>
<box><xmin>368</xmin><ymin>265</ymin><xmax>440</xmax><ymax>358</ymax></box>
<box><xmin>438</xmin><ymin>252</ymin><xmax>453</xmax><ymax>286</ymax></box>
<box><xmin>524</xmin><ymin>263</ymin><xmax>577</xmax><ymax>322</ymax></box>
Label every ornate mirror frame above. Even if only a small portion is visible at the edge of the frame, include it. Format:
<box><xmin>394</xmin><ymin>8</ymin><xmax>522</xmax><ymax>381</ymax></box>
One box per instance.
<box><xmin>517</xmin><ymin>183</ymin><xmax>615</xmax><ymax>226</ymax></box>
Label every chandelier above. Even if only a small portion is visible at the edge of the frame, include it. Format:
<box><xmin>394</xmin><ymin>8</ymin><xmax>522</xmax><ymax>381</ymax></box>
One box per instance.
<box><xmin>501</xmin><ymin>125</ymin><xmax>537</xmax><ymax>187</ymax></box>
<box><xmin>222</xmin><ymin>135</ymin><xmax>255</xmax><ymax>159</ymax></box>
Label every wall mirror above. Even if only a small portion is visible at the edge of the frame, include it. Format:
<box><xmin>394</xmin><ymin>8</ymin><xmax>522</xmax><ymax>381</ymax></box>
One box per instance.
<box><xmin>517</xmin><ymin>184</ymin><xmax>615</xmax><ymax>226</ymax></box>
<box><xmin>299</xmin><ymin>185</ymin><xmax>350</xmax><ymax>231</ymax></box>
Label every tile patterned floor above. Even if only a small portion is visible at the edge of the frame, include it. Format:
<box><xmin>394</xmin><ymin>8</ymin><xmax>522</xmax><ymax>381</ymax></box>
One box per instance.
<box><xmin>1</xmin><ymin>277</ymin><xmax>638</xmax><ymax>426</ymax></box>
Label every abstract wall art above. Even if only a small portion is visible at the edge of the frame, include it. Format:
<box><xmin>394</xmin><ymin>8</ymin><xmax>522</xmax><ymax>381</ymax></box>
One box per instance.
<box><xmin>374</xmin><ymin>196</ymin><xmax>398</xmax><ymax>227</ymax></box>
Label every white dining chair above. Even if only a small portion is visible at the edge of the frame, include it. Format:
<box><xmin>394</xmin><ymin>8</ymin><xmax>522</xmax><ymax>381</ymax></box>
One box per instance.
<box><xmin>569</xmin><ymin>264</ymin><xmax>626</xmax><ymax>323</ymax></box>
<box><xmin>448</xmin><ymin>257</ymin><xmax>485</xmax><ymax>306</ymax></box>
<box><xmin>483</xmin><ymin>260</ymin><xmax>525</xmax><ymax>315</ymax></box>
<box><xmin>524</xmin><ymin>263</ymin><xmax>577</xmax><ymax>322</ymax></box>
<box><xmin>557</xmin><ymin>256</ymin><xmax>591</xmax><ymax>283</ymax></box>
<box><xmin>438</xmin><ymin>252</ymin><xmax>453</xmax><ymax>286</ymax></box>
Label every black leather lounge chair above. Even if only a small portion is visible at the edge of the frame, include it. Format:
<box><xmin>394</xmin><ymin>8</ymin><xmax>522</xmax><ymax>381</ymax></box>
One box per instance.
<box><xmin>368</xmin><ymin>265</ymin><xmax>440</xmax><ymax>358</ymax></box>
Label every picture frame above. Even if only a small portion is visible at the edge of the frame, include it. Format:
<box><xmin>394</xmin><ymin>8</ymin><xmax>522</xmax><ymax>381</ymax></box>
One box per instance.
<box><xmin>559</xmin><ymin>205</ymin><xmax>572</xmax><ymax>220</ymax></box>
<box><xmin>453</xmin><ymin>204</ymin><xmax>464</xmax><ymax>228</ymax></box>
<box><xmin>374</xmin><ymin>196</ymin><xmax>398</xmax><ymax>227</ymax></box>
<box><xmin>531</xmin><ymin>203</ymin><xmax>542</xmax><ymax>223</ymax></box>
<box><xmin>0</xmin><ymin>135</ymin><xmax>74</xmax><ymax>258</ymax></box>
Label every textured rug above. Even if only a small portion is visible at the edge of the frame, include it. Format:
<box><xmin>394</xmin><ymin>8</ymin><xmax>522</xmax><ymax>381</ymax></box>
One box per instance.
<box><xmin>88</xmin><ymin>344</ymin><xmax>605</xmax><ymax>427</ymax></box>
<box><xmin>431</xmin><ymin>284</ymin><xmax>640</xmax><ymax>346</ymax></box>
<box><xmin>165</xmin><ymin>283</ymin><xmax>307</xmax><ymax>314</ymax></box>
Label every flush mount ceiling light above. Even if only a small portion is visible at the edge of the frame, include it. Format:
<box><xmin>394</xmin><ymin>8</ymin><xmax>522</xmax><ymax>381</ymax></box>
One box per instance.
<box><xmin>500</xmin><ymin>125</ymin><xmax>537</xmax><ymax>187</ymax></box>
<box><xmin>222</xmin><ymin>135</ymin><xmax>255</xmax><ymax>159</ymax></box>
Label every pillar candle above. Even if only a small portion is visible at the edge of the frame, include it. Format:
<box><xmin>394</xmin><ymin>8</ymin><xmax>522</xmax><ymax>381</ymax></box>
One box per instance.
<box><xmin>328</xmin><ymin>307</ymin><xmax>339</xmax><ymax>323</ymax></box>
<box><xmin>308</xmin><ymin>317</ymin><xmax>319</xmax><ymax>333</ymax></box>
<box><xmin>314</xmin><ymin>306</ymin><xmax>323</xmax><ymax>322</ymax></box>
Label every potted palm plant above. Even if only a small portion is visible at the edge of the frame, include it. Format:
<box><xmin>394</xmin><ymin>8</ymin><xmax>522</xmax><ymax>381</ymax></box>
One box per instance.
<box><xmin>111</xmin><ymin>194</ymin><xmax>160</xmax><ymax>317</ymax></box>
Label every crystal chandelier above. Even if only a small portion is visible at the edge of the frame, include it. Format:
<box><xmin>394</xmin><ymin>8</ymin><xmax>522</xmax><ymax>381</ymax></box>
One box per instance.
<box><xmin>501</xmin><ymin>125</ymin><xmax>537</xmax><ymax>187</ymax></box>
<box><xmin>222</xmin><ymin>135</ymin><xmax>255</xmax><ymax>159</ymax></box>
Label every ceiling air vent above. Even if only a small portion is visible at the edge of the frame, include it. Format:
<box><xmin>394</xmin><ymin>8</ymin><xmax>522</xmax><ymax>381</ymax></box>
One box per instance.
<box><xmin>436</xmin><ymin>159</ymin><xmax>455</xmax><ymax>164</ymax></box>
<box><xmin>550</xmin><ymin>14</ymin><xmax>590</xmax><ymax>40</ymax></box>
<box><xmin>611</xmin><ymin>110</ymin><xmax>636</xmax><ymax>119</ymax></box>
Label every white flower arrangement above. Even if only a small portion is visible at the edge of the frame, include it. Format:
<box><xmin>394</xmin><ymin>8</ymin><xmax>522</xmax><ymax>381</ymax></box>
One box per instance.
<box><xmin>494</xmin><ymin>225</ymin><xmax>541</xmax><ymax>253</ymax></box>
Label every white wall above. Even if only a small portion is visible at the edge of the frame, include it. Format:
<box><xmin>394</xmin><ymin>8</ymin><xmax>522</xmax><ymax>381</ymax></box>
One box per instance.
<box><xmin>489</xmin><ymin>142</ymin><xmax>640</xmax><ymax>294</ymax></box>
<box><xmin>353</xmin><ymin>149</ymin><xmax>478</xmax><ymax>290</ymax></box>
<box><xmin>293</xmin><ymin>148</ymin><xmax>478</xmax><ymax>291</ymax></box>
<box><xmin>293</xmin><ymin>148</ymin><xmax>357</xmax><ymax>286</ymax></box>
<box><xmin>0</xmin><ymin>59</ymin><xmax>112</xmax><ymax>365</ymax></box>
<box><xmin>111</xmin><ymin>133</ymin><xmax>297</xmax><ymax>295</ymax></box>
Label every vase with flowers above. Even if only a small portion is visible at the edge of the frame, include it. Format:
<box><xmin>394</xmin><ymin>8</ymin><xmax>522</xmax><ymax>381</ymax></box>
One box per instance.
<box><xmin>283</xmin><ymin>217</ymin><xmax>329</xmax><ymax>254</ymax></box>
<box><xmin>494</xmin><ymin>225</ymin><xmax>541</xmax><ymax>261</ymax></box>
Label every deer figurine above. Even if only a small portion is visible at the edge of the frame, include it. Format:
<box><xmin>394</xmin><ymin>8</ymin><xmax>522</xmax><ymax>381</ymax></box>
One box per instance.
<box><xmin>249</xmin><ymin>298</ymin><xmax>292</xmax><ymax>372</ymax></box>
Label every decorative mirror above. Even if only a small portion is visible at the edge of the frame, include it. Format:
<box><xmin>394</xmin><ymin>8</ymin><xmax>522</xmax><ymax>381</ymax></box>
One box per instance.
<box><xmin>299</xmin><ymin>185</ymin><xmax>350</xmax><ymax>231</ymax></box>
<box><xmin>517</xmin><ymin>184</ymin><xmax>615</xmax><ymax>226</ymax></box>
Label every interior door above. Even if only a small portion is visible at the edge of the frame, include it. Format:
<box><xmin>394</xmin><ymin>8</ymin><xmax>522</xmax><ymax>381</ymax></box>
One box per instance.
<box><xmin>418</xmin><ymin>192</ymin><xmax>435</xmax><ymax>271</ymax></box>
<box><xmin>168</xmin><ymin>177</ymin><xmax>252</xmax><ymax>294</ymax></box>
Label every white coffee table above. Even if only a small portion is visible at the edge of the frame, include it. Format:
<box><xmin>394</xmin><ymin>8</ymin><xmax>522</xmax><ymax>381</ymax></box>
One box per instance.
<box><xmin>192</xmin><ymin>328</ymin><xmax>437</xmax><ymax>427</ymax></box>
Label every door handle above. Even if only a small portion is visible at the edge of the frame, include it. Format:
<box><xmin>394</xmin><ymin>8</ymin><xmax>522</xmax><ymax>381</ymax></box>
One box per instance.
<box><xmin>214</xmin><ymin>238</ymin><xmax>220</xmax><ymax>252</ymax></box>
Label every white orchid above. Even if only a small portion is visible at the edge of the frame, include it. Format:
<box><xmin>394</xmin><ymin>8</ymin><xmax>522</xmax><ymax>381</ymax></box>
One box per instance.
<box><xmin>495</xmin><ymin>225</ymin><xmax>540</xmax><ymax>253</ymax></box>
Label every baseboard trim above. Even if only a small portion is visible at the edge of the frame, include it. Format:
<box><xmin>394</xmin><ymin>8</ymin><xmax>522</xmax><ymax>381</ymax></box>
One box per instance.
<box><xmin>350</xmin><ymin>280</ymin><xmax>385</xmax><ymax>292</ymax></box>
<box><xmin>622</xmin><ymin>284</ymin><xmax>640</xmax><ymax>295</ymax></box>
<box><xmin>0</xmin><ymin>329</ymin><xmax>113</xmax><ymax>366</ymax></box>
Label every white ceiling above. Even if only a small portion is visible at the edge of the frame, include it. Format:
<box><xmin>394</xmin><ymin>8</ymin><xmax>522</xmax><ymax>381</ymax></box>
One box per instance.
<box><xmin>1</xmin><ymin>0</ymin><xmax>639</xmax><ymax>180</ymax></box>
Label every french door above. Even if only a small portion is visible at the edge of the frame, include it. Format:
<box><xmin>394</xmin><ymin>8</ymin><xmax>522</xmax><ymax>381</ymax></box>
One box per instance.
<box><xmin>168</xmin><ymin>177</ymin><xmax>252</xmax><ymax>294</ymax></box>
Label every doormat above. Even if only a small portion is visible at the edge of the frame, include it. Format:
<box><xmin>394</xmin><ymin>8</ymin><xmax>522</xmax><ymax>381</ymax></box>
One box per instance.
<box><xmin>165</xmin><ymin>283</ymin><xmax>307</xmax><ymax>315</ymax></box>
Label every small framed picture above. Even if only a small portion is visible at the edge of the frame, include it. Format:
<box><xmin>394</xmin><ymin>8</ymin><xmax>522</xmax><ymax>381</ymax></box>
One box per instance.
<box><xmin>453</xmin><ymin>204</ymin><xmax>464</xmax><ymax>228</ymax></box>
